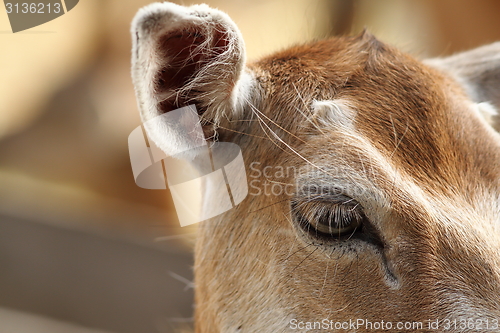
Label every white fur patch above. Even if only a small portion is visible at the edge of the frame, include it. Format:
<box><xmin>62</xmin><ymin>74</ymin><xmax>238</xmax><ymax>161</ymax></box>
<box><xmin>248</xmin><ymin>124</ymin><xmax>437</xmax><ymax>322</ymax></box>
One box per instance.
<box><xmin>475</xmin><ymin>101</ymin><xmax>498</xmax><ymax>126</ymax></box>
<box><xmin>231</xmin><ymin>70</ymin><xmax>256</xmax><ymax>116</ymax></box>
<box><xmin>311</xmin><ymin>99</ymin><xmax>356</xmax><ymax>129</ymax></box>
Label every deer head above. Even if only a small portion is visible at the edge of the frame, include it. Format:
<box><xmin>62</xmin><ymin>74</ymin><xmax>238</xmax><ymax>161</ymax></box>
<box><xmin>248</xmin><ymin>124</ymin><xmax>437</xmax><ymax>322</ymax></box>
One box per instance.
<box><xmin>131</xmin><ymin>3</ymin><xmax>500</xmax><ymax>332</ymax></box>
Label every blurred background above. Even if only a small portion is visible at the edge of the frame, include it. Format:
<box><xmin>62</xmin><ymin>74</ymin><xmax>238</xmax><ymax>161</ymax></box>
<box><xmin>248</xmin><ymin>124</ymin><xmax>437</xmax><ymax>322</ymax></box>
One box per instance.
<box><xmin>0</xmin><ymin>0</ymin><xmax>499</xmax><ymax>332</ymax></box>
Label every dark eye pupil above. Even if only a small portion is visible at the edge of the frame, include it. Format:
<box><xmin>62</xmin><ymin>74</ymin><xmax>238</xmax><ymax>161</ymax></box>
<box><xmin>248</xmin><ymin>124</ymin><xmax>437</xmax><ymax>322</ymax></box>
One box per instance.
<box><xmin>291</xmin><ymin>199</ymin><xmax>365</xmax><ymax>239</ymax></box>
<box><xmin>312</xmin><ymin>205</ymin><xmax>363</xmax><ymax>236</ymax></box>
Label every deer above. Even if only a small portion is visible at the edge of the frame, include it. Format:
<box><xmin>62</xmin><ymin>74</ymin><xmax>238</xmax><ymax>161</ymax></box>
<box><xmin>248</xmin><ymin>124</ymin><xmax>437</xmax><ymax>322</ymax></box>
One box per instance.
<box><xmin>130</xmin><ymin>2</ymin><xmax>500</xmax><ymax>332</ymax></box>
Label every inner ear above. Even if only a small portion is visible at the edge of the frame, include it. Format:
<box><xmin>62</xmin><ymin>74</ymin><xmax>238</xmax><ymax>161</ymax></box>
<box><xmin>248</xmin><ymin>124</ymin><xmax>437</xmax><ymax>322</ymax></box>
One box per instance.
<box><xmin>155</xmin><ymin>27</ymin><xmax>231</xmax><ymax>114</ymax></box>
<box><xmin>158</xmin><ymin>31</ymin><xmax>205</xmax><ymax>92</ymax></box>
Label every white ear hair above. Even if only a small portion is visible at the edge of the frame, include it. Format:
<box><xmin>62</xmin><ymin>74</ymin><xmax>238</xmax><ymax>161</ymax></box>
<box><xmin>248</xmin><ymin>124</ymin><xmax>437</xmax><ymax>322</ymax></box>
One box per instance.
<box><xmin>131</xmin><ymin>2</ymin><xmax>251</xmax><ymax>158</ymax></box>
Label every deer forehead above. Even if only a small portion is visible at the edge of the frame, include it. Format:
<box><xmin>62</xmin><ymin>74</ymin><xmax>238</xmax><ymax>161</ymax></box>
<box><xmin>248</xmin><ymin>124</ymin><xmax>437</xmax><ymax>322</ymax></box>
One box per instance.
<box><xmin>250</xmin><ymin>40</ymin><xmax>500</xmax><ymax>196</ymax></box>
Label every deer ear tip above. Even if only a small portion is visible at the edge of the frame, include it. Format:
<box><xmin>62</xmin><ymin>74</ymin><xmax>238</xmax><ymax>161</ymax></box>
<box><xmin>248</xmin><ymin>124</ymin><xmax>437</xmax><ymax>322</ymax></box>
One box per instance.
<box><xmin>134</xmin><ymin>2</ymin><xmax>214</xmax><ymax>35</ymax></box>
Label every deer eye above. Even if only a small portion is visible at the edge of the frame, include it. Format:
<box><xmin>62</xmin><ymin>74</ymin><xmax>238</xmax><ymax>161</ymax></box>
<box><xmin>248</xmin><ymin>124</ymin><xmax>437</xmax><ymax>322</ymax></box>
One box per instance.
<box><xmin>291</xmin><ymin>196</ymin><xmax>365</xmax><ymax>240</ymax></box>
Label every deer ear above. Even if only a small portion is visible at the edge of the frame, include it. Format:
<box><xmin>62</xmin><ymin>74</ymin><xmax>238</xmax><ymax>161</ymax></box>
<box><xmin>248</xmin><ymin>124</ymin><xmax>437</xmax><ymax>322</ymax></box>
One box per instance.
<box><xmin>425</xmin><ymin>42</ymin><xmax>500</xmax><ymax>128</ymax></box>
<box><xmin>131</xmin><ymin>2</ymin><xmax>251</xmax><ymax>155</ymax></box>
